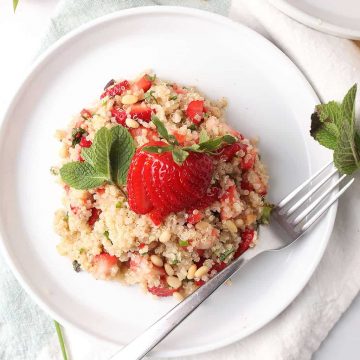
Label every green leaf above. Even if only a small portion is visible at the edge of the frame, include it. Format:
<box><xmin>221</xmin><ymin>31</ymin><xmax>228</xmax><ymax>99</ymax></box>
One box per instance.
<box><xmin>144</xmin><ymin>90</ymin><xmax>158</xmax><ymax>104</ymax></box>
<box><xmin>169</xmin><ymin>95</ymin><xmax>178</xmax><ymax>101</ymax></box>
<box><xmin>13</xmin><ymin>0</ymin><xmax>19</xmax><ymax>12</ymax></box>
<box><xmin>219</xmin><ymin>248</ymin><xmax>234</xmax><ymax>262</ymax></box>
<box><xmin>259</xmin><ymin>203</ymin><xmax>274</xmax><ymax>225</ymax></box>
<box><xmin>151</xmin><ymin>115</ymin><xmax>178</xmax><ymax>145</ymax></box>
<box><xmin>198</xmin><ymin>135</ymin><xmax>236</xmax><ymax>151</ymax></box>
<box><xmin>172</xmin><ymin>147</ymin><xmax>189</xmax><ymax>165</ymax></box>
<box><xmin>142</xmin><ymin>145</ymin><xmax>173</xmax><ymax>154</ymax></box>
<box><xmin>333</xmin><ymin>84</ymin><xmax>360</xmax><ymax>174</ymax></box>
<box><xmin>81</xmin><ymin>147</ymin><xmax>96</xmax><ymax>167</ymax></box>
<box><xmin>179</xmin><ymin>240</ymin><xmax>189</xmax><ymax>247</ymax></box>
<box><xmin>92</xmin><ymin>127</ymin><xmax>113</xmax><ymax>178</ymax></box>
<box><xmin>109</xmin><ymin>126</ymin><xmax>136</xmax><ymax>186</ymax></box>
<box><xmin>54</xmin><ymin>321</ymin><xmax>68</xmax><ymax>360</ymax></box>
<box><xmin>187</xmin><ymin>124</ymin><xmax>197</xmax><ymax>131</ymax></box>
<box><xmin>199</xmin><ymin>129</ymin><xmax>210</xmax><ymax>143</ymax></box>
<box><xmin>60</xmin><ymin>162</ymin><xmax>107</xmax><ymax>189</ymax></box>
<box><xmin>71</xmin><ymin>128</ymin><xmax>87</xmax><ymax>147</ymax></box>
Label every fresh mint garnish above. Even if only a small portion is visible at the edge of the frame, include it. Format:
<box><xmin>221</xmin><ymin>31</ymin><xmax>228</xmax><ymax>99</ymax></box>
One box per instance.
<box><xmin>60</xmin><ymin>125</ymin><xmax>135</xmax><ymax>190</ymax></box>
<box><xmin>143</xmin><ymin>116</ymin><xmax>236</xmax><ymax>165</ymax></box>
<box><xmin>144</xmin><ymin>90</ymin><xmax>158</xmax><ymax>104</ymax></box>
<box><xmin>311</xmin><ymin>84</ymin><xmax>360</xmax><ymax>174</ymax></box>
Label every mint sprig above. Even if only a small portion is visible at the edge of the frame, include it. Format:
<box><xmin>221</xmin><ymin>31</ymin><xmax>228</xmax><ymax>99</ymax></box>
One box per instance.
<box><xmin>143</xmin><ymin>115</ymin><xmax>236</xmax><ymax>165</ymax></box>
<box><xmin>60</xmin><ymin>125</ymin><xmax>135</xmax><ymax>191</ymax></box>
<box><xmin>311</xmin><ymin>84</ymin><xmax>360</xmax><ymax>174</ymax></box>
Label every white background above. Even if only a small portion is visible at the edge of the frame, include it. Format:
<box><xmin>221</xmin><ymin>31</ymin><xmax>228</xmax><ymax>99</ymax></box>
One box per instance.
<box><xmin>0</xmin><ymin>0</ymin><xmax>359</xmax><ymax>359</ymax></box>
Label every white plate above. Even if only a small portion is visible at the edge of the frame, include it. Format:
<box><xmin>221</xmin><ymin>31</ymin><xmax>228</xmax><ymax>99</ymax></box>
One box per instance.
<box><xmin>269</xmin><ymin>0</ymin><xmax>360</xmax><ymax>40</ymax></box>
<box><xmin>0</xmin><ymin>6</ymin><xmax>336</xmax><ymax>358</ymax></box>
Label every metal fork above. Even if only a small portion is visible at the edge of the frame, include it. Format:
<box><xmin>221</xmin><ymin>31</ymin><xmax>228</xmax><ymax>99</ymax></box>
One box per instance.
<box><xmin>111</xmin><ymin>162</ymin><xmax>354</xmax><ymax>360</ymax></box>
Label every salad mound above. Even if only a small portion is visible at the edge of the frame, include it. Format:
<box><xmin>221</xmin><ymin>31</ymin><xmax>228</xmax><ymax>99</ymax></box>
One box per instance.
<box><xmin>53</xmin><ymin>72</ymin><xmax>270</xmax><ymax>300</ymax></box>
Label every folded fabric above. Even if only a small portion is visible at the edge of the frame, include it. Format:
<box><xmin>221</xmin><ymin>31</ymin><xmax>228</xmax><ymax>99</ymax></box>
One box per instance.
<box><xmin>1</xmin><ymin>1</ymin><xmax>360</xmax><ymax>359</ymax></box>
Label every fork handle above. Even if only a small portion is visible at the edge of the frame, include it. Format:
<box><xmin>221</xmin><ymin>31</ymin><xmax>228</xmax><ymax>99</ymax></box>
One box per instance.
<box><xmin>110</xmin><ymin>256</ymin><xmax>248</xmax><ymax>360</ymax></box>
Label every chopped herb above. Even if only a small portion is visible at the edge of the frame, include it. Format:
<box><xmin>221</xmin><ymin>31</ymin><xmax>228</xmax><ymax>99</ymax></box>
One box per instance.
<box><xmin>140</xmin><ymin>252</ymin><xmax>148</xmax><ymax>256</ymax></box>
<box><xmin>169</xmin><ymin>95</ymin><xmax>178</xmax><ymax>101</ymax></box>
<box><xmin>259</xmin><ymin>203</ymin><xmax>274</xmax><ymax>224</ymax></box>
<box><xmin>219</xmin><ymin>248</ymin><xmax>234</xmax><ymax>262</ymax></box>
<box><xmin>71</xmin><ymin>128</ymin><xmax>87</xmax><ymax>147</ymax></box>
<box><xmin>144</xmin><ymin>90</ymin><xmax>158</xmax><ymax>104</ymax></box>
<box><xmin>115</xmin><ymin>201</ymin><xmax>123</xmax><ymax>208</ymax></box>
<box><xmin>203</xmin><ymin>112</ymin><xmax>210</xmax><ymax>119</ymax></box>
<box><xmin>63</xmin><ymin>213</ymin><xmax>69</xmax><ymax>222</ymax></box>
<box><xmin>187</xmin><ymin>124</ymin><xmax>197</xmax><ymax>131</ymax></box>
<box><xmin>146</xmin><ymin>74</ymin><xmax>156</xmax><ymax>82</ymax></box>
<box><xmin>101</xmin><ymin>99</ymin><xmax>108</xmax><ymax>107</ymax></box>
<box><xmin>171</xmin><ymin>257</ymin><xmax>179</xmax><ymax>265</ymax></box>
<box><xmin>50</xmin><ymin>166</ymin><xmax>59</xmax><ymax>175</ymax></box>
<box><xmin>79</xmin><ymin>248</ymin><xmax>85</xmax><ymax>254</ymax></box>
<box><xmin>104</xmin><ymin>230</ymin><xmax>113</xmax><ymax>244</ymax></box>
<box><xmin>179</xmin><ymin>240</ymin><xmax>189</xmax><ymax>247</ymax></box>
<box><xmin>72</xmin><ymin>260</ymin><xmax>81</xmax><ymax>272</ymax></box>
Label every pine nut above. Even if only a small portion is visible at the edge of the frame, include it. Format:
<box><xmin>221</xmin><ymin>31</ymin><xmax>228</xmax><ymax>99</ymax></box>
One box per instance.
<box><xmin>121</xmin><ymin>94</ymin><xmax>138</xmax><ymax>105</ymax></box>
<box><xmin>187</xmin><ymin>264</ymin><xmax>197</xmax><ymax>280</ymax></box>
<box><xmin>125</xmin><ymin>118</ymin><xmax>139</xmax><ymax>128</ymax></box>
<box><xmin>159</xmin><ymin>230</ymin><xmax>171</xmax><ymax>243</ymax></box>
<box><xmin>150</xmin><ymin>255</ymin><xmax>163</xmax><ymax>267</ymax></box>
<box><xmin>166</xmin><ymin>276</ymin><xmax>182</xmax><ymax>289</ymax></box>
<box><xmin>225</xmin><ymin>220</ymin><xmax>238</xmax><ymax>233</ymax></box>
<box><xmin>164</xmin><ymin>263</ymin><xmax>174</xmax><ymax>276</ymax></box>
<box><xmin>235</xmin><ymin>218</ymin><xmax>244</xmax><ymax>227</ymax></box>
<box><xmin>173</xmin><ymin>291</ymin><xmax>184</xmax><ymax>301</ymax></box>
<box><xmin>195</xmin><ymin>221</ymin><xmax>212</xmax><ymax>232</ymax></box>
<box><xmin>194</xmin><ymin>265</ymin><xmax>209</xmax><ymax>278</ymax></box>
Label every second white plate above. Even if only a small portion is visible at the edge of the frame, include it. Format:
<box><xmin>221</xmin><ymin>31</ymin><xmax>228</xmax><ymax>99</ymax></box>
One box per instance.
<box><xmin>270</xmin><ymin>0</ymin><xmax>360</xmax><ymax>39</ymax></box>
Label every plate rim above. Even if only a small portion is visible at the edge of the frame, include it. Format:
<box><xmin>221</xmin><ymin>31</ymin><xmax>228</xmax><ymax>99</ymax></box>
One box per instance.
<box><xmin>269</xmin><ymin>0</ymin><xmax>360</xmax><ymax>40</ymax></box>
<box><xmin>0</xmin><ymin>5</ymin><xmax>337</xmax><ymax>358</ymax></box>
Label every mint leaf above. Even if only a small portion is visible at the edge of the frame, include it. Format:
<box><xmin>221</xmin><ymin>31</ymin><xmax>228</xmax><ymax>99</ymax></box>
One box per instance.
<box><xmin>92</xmin><ymin>127</ymin><xmax>113</xmax><ymax>178</ymax></box>
<box><xmin>60</xmin><ymin>162</ymin><xmax>107</xmax><ymax>189</ymax></box>
<box><xmin>151</xmin><ymin>115</ymin><xmax>178</xmax><ymax>145</ymax></box>
<box><xmin>81</xmin><ymin>147</ymin><xmax>96</xmax><ymax>167</ymax></box>
<box><xmin>142</xmin><ymin>145</ymin><xmax>173</xmax><ymax>154</ymax></box>
<box><xmin>310</xmin><ymin>112</ymin><xmax>338</xmax><ymax>150</ymax></box>
<box><xmin>109</xmin><ymin>126</ymin><xmax>136</xmax><ymax>185</ymax></box>
<box><xmin>172</xmin><ymin>147</ymin><xmax>189</xmax><ymax>165</ymax></box>
<box><xmin>198</xmin><ymin>135</ymin><xmax>236</xmax><ymax>151</ymax></box>
<box><xmin>219</xmin><ymin>248</ymin><xmax>234</xmax><ymax>262</ymax></box>
<box><xmin>259</xmin><ymin>203</ymin><xmax>274</xmax><ymax>225</ymax></box>
<box><xmin>333</xmin><ymin>85</ymin><xmax>360</xmax><ymax>174</ymax></box>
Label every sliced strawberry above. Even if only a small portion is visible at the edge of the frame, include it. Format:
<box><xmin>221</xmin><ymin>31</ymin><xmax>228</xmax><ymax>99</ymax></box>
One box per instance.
<box><xmin>133</xmin><ymin>75</ymin><xmax>152</xmax><ymax>92</ymax></box>
<box><xmin>193</xmin><ymin>186</ymin><xmax>221</xmax><ymax>210</ymax></box>
<box><xmin>216</xmin><ymin>143</ymin><xmax>241</xmax><ymax>162</ymax></box>
<box><xmin>80</xmin><ymin>109</ymin><xmax>92</xmax><ymax>119</ymax></box>
<box><xmin>93</xmin><ymin>253</ymin><xmax>118</xmax><ymax>277</ymax></box>
<box><xmin>212</xmin><ymin>261</ymin><xmax>227</xmax><ymax>272</ymax></box>
<box><xmin>111</xmin><ymin>107</ymin><xmax>127</xmax><ymax>126</ymax></box>
<box><xmin>129</xmin><ymin>104</ymin><xmax>152</xmax><ymax>122</ymax></box>
<box><xmin>100</xmin><ymin>80</ymin><xmax>130</xmax><ymax>99</ymax></box>
<box><xmin>187</xmin><ymin>212</ymin><xmax>203</xmax><ymax>224</ymax></box>
<box><xmin>173</xmin><ymin>131</ymin><xmax>186</xmax><ymax>144</ymax></box>
<box><xmin>129</xmin><ymin>127</ymin><xmax>158</xmax><ymax>142</ymax></box>
<box><xmin>195</xmin><ymin>280</ymin><xmax>205</xmax><ymax>287</ymax></box>
<box><xmin>241</xmin><ymin>177</ymin><xmax>254</xmax><ymax>192</ymax></box>
<box><xmin>88</xmin><ymin>208</ymin><xmax>101</xmax><ymax>227</ymax></box>
<box><xmin>173</xmin><ymin>84</ymin><xmax>187</xmax><ymax>94</ymax></box>
<box><xmin>79</xmin><ymin>137</ymin><xmax>92</xmax><ymax>148</ymax></box>
<box><xmin>186</xmin><ymin>100</ymin><xmax>204</xmax><ymax>124</ymax></box>
<box><xmin>234</xmin><ymin>228</ymin><xmax>254</xmax><ymax>258</ymax></box>
<box><xmin>148</xmin><ymin>285</ymin><xmax>177</xmax><ymax>297</ymax></box>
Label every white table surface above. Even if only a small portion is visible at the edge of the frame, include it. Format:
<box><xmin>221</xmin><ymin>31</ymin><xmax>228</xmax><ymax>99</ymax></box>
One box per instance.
<box><xmin>0</xmin><ymin>1</ymin><xmax>359</xmax><ymax>359</ymax></box>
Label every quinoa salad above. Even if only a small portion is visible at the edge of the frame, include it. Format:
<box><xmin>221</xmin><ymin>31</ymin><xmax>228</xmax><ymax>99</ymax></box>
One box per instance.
<box><xmin>53</xmin><ymin>72</ymin><xmax>271</xmax><ymax>300</ymax></box>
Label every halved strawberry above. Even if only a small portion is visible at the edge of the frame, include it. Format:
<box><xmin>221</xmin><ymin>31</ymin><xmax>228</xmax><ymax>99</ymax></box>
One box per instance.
<box><xmin>187</xmin><ymin>211</ymin><xmax>203</xmax><ymax>224</ymax></box>
<box><xmin>100</xmin><ymin>80</ymin><xmax>130</xmax><ymax>99</ymax></box>
<box><xmin>186</xmin><ymin>100</ymin><xmax>204</xmax><ymax>124</ymax></box>
<box><xmin>93</xmin><ymin>253</ymin><xmax>118</xmax><ymax>277</ymax></box>
<box><xmin>127</xmin><ymin>150</ymin><xmax>154</xmax><ymax>214</ymax></box>
<box><xmin>129</xmin><ymin>104</ymin><xmax>152</xmax><ymax>122</ymax></box>
<box><xmin>110</xmin><ymin>107</ymin><xmax>127</xmax><ymax>126</ymax></box>
<box><xmin>133</xmin><ymin>75</ymin><xmax>152</xmax><ymax>92</ymax></box>
<box><xmin>80</xmin><ymin>109</ymin><xmax>92</xmax><ymax>119</ymax></box>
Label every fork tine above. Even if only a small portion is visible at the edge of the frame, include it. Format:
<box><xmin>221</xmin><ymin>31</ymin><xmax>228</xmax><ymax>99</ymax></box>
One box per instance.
<box><xmin>282</xmin><ymin>167</ymin><xmax>338</xmax><ymax>216</ymax></box>
<box><xmin>299</xmin><ymin>177</ymin><xmax>354</xmax><ymax>233</ymax></box>
<box><xmin>291</xmin><ymin>174</ymin><xmax>347</xmax><ymax>225</ymax></box>
<box><xmin>277</xmin><ymin>161</ymin><xmax>333</xmax><ymax>209</ymax></box>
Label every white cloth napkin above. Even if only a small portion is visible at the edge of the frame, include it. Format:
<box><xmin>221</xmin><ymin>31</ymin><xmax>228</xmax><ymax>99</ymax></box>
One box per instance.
<box><xmin>28</xmin><ymin>1</ymin><xmax>360</xmax><ymax>359</ymax></box>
